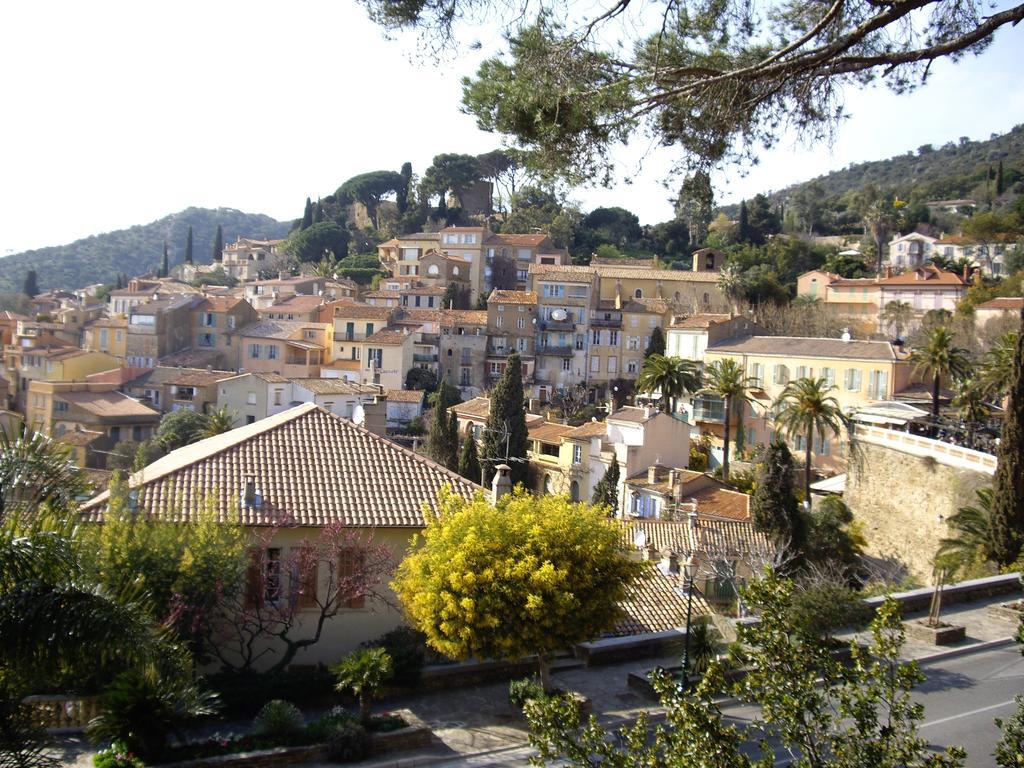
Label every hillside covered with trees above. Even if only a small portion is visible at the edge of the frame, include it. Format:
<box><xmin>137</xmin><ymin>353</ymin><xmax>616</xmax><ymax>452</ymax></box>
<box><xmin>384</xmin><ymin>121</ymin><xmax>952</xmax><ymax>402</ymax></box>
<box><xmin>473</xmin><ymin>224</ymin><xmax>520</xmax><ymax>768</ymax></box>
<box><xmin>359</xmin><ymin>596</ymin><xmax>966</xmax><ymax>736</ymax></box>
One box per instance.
<box><xmin>0</xmin><ymin>208</ymin><xmax>289</xmax><ymax>293</ymax></box>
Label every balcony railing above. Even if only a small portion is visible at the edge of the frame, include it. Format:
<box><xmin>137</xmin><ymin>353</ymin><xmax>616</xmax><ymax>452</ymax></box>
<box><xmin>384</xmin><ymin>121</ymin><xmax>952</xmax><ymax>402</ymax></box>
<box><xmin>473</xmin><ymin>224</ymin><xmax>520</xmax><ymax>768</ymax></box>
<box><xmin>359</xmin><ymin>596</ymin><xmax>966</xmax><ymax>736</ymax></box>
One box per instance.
<box><xmin>536</xmin><ymin>345</ymin><xmax>575</xmax><ymax>357</ymax></box>
<box><xmin>590</xmin><ymin>315</ymin><xmax>622</xmax><ymax>327</ymax></box>
<box><xmin>413</xmin><ymin>353</ymin><xmax>439</xmax><ymax>363</ymax></box>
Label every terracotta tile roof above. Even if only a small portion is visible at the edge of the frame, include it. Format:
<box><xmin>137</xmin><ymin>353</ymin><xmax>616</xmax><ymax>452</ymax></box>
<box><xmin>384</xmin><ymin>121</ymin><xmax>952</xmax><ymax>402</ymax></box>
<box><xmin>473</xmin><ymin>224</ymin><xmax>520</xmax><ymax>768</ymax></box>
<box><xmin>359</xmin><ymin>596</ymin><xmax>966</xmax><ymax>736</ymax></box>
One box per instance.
<box><xmin>57</xmin><ymin>391</ymin><xmax>160</xmax><ymax>421</ymax></box>
<box><xmin>669</xmin><ymin>313</ymin><xmax>734</xmax><ymax>329</ymax></box>
<box><xmin>488</xmin><ymin>290</ymin><xmax>538</xmax><ymax>305</ymax></box>
<box><xmin>378</xmin><ymin>238</ymin><xmax>400</xmax><ymax>247</ymax></box>
<box><xmin>406</xmin><ymin>285</ymin><xmax>447</xmax><ymax>295</ymax></box>
<box><xmin>590</xmin><ymin>257</ymin><xmax>657</xmax><ymax>267</ymax></box>
<box><xmin>365</xmin><ymin>328</ymin><xmax>412</xmax><ymax>345</ymax></box>
<box><xmin>607</xmin><ymin>406</ymin><xmax>658</xmax><ymax>424</ymax></box>
<box><xmin>610</xmin><ymin>569</ymin><xmax>710</xmax><ymax>638</ymax></box>
<box><xmin>322</xmin><ymin>360</ymin><xmax>361</xmax><ymax>372</ymax></box>
<box><xmin>80</xmin><ymin>404</ymin><xmax>479</xmax><ymax>526</ymax></box>
<box><xmin>624</xmin><ymin>518</ymin><xmax>773</xmax><ymax>560</ymax></box>
<box><xmin>330</xmin><ymin>304</ymin><xmax>396</xmax><ymax>321</ymax></box>
<box><xmin>566</xmin><ymin>420</ymin><xmax>607</xmax><ymax>439</ymax></box>
<box><xmin>397</xmin><ymin>308</ymin><xmax>443</xmax><ymax>323</ymax></box>
<box><xmin>57</xmin><ymin>428</ymin><xmax>106</xmax><ymax>447</ymax></box>
<box><xmin>624</xmin><ymin>467</ymin><xmax>706</xmax><ymax>494</ymax></box>
<box><xmin>238</xmin><ymin>320</ymin><xmax>327</xmax><ymax>340</ymax></box>
<box><xmin>593</xmin><ymin>265</ymin><xmax>722</xmax><ymax>283</ymax></box>
<box><xmin>528</xmin><ymin>422</ymin><xmax>576</xmax><ymax>443</ymax></box>
<box><xmin>385</xmin><ymin>389</ymin><xmax>425</xmax><ymax>404</ymax></box>
<box><xmin>442</xmin><ymin>226</ymin><xmax>487</xmax><ymax>233</ymax></box>
<box><xmin>708</xmin><ymin>335</ymin><xmax>898</xmax><ymax>361</ymax></box>
<box><xmin>85</xmin><ymin>316</ymin><xmax>129</xmax><ymax>329</ymax></box>
<box><xmin>0</xmin><ymin>311</ymin><xmax>29</xmax><ymax>320</ymax></box>
<box><xmin>528</xmin><ymin>264</ymin><xmax>598</xmax><ymax>282</ymax></box>
<box><xmin>688</xmin><ymin>486</ymin><xmax>751</xmax><ymax>521</ymax></box>
<box><xmin>196</xmin><ymin>296</ymin><xmax>246</xmax><ymax>312</ymax></box>
<box><xmin>976</xmin><ymin>297</ymin><xmax>1024</xmax><ymax>310</ymax></box>
<box><xmin>163</xmin><ymin>369</ymin><xmax>235</xmax><ymax>387</ymax></box>
<box><xmin>158</xmin><ymin>348</ymin><xmax>222</xmax><ymax>368</ymax></box>
<box><xmin>396</xmin><ymin>232</ymin><xmax>441</xmax><ymax>241</ymax></box>
<box><xmin>263</xmin><ymin>295</ymin><xmax>326</xmax><ymax>311</ymax></box>
<box><xmin>620</xmin><ymin>298</ymin><xmax>672</xmax><ymax>314</ymax></box>
<box><xmin>86</xmin><ymin>367</ymin><xmax>153</xmax><ymax>385</ymax></box>
<box><xmin>291</xmin><ymin>378</ymin><xmax>379</xmax><ymax>396</ymax></box>
<box><xmin>439</xmin><ymin>310</ymin><xmax>488</xmax><ymax>326</ymax></box>
<box><xmin>877</xmin><ymin>266</ymin><xmax>966</xmax><ymax>286</ymax></box>
<box><xmin>452</xmin><ymin>396</ymin><xmax>491</xmax><ymax>419</ymax></box>
<box><xmin>363</xmin><ymin>290</ymin><xmax>402</xmax><ymax>300</ymax></box>
<box><xmin>485</xmin><ymin>233</ymin><xmax>548</xmax><ymax>247</ymax></box>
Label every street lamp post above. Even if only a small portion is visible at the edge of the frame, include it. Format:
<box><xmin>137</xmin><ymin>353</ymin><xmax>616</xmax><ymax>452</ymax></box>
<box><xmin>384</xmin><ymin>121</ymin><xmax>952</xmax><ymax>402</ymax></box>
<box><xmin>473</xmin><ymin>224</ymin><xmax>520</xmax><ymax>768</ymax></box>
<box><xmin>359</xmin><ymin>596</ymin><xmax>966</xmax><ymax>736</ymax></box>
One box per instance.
<box><xmin>680</xmin><ymin>554</ymin><xmax>699</xmax><ymax>691</ymax></box>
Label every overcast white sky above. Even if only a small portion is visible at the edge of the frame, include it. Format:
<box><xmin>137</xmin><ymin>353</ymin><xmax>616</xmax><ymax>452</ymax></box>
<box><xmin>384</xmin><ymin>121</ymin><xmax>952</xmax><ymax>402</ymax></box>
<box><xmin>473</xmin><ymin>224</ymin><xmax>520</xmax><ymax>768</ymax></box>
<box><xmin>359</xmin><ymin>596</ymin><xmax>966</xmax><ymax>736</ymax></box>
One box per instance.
<box><xmin>1</xmin><ymin>0</ymin><xmax>1022</xmax><ymax>255</ymax></box>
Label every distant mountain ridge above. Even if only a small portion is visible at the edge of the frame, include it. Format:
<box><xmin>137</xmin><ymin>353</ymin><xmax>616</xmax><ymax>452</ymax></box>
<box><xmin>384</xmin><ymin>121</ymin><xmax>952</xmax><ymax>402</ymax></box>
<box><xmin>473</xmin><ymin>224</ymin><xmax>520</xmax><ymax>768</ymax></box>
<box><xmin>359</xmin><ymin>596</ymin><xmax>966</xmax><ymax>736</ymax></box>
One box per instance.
<box><xmin>722</xmin><ymin>124</ymin><xmax>1024</xmax><ymax>214</ymax></box>
<box><xmin>0</xmin><ymin>207</ymin><xmax>290</xmax><ymax>293</ymax></box>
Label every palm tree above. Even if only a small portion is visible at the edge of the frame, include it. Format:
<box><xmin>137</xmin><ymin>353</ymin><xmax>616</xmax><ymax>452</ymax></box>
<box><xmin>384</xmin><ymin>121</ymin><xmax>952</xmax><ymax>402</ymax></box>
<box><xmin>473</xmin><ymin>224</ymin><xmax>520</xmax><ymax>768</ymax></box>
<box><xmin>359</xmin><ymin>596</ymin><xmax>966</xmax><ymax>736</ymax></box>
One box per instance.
<box><xmin>910</xmin><ymin>326</ymin><xmax>973</xmax><ymax>426</ymax></box>
<box><xmin>773</xmin><ymin>377</ymin><xmax>845</xmax><ymax>503</ymax></box>
<box><xmin>935</xmin><ymin>487</ymin><xmax>997</xmax><ymax>579</ymax></box>
<box><xmin>880</xmin><ymin>300</ymin><xmax>913</xmax><ymax>340</ymax></box>
<box><xmin>200</xmin><ymin>406</ymin><xmax>236</xmax><ymax>439</ymax></box>
<box><xmin>0</xmin><ymin>425</ymin><xmax>85</xmax><ymax>524</ymax></box>
<box><xmin>637</xmin><ymin>354</ymin><xmax>702</xmax><ymax>415</ymax></box>
<box><xmin>332</xmin><ymin>647</ymin><xmax>393</xmax><ymax>725</ymax></box>
<box><xmin>952</xmin><ymin>377</ymin><xmax>990</xmax><ymax>448</ymax></box>
<box><xmin>977</xmin><ymin>330</ymin><xmax>1017</xmax><ymax>400</ymax></box>
<box><xmin>702</xmin><ymin>359</ymin><xmax>757</xmax><ymax>481</ymax></box>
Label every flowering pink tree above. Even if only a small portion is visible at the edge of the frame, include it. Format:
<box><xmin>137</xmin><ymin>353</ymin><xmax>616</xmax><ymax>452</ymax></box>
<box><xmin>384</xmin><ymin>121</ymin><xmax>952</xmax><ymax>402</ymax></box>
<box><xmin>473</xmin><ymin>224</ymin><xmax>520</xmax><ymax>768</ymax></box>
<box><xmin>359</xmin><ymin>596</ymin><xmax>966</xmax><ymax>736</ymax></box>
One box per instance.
<box><xmin>209</xmin><ymin>522</ymin><xmax>394</xmax><ymax>674</ymax></box>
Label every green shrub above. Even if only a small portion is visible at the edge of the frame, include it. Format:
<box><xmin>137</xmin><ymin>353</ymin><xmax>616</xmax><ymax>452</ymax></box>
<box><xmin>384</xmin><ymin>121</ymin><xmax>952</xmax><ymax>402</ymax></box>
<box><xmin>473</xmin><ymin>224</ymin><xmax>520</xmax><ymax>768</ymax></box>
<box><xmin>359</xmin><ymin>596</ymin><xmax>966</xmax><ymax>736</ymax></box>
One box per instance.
<box><xmin>790</xmin><ymin>580</ymin><xmax>873</xmax><ymax>643</ymax></box>
<box><xmin>325</xmin><ymin>721</ymin><xmax>370</xmax><ymax>763</ymax></box>
<box><xmin>688</xmin><ymin>446</ymin><xmax>708</xmax><ymax>472</ymax></box>
<box><xmin>252</xmin><ymin>699</ymin><xmax>304</xmax><ymax>739</ymax></box>
<box><xmin>87</xmin><ymin>671</ymin><xmax>218</xmax><ymax>761</ymax></box>
<box><xmin>508</xmin><ymin>677</ymin><xmax>544</xmax><ymax>709</ymax></box>
<box><xmin>363</xmin><ymin>627</ymin><xmax>427</xmax><ymax>688</ymax></box>
<box><xmin>93</xmin><ymin>742</ymin><xmax>145</xmax><ymax>768</ymax></box>
<box><xmin>306</xmin><ymin>706</ymin><xmax>358</xmax><ymax>742</ymax></box>
<box><xmin>206</xmin><ymin>666</ymin><xmax>334</xmax><ymax>718</ymax></box>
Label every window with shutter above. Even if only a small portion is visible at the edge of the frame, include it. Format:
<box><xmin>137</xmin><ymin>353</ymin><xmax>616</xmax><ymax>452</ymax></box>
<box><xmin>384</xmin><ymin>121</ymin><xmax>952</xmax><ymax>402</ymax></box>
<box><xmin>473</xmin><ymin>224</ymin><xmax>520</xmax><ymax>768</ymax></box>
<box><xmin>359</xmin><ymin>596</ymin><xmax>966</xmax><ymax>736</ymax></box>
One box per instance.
<box><xmin>338</xmin><ymin>548</ymin><xmax>366</xmax><ymax>609</ymax></box>
<box><xmin>294</xmin><ymin>549</ymin><xmax>318</xmax><ymax>609</ymax></box>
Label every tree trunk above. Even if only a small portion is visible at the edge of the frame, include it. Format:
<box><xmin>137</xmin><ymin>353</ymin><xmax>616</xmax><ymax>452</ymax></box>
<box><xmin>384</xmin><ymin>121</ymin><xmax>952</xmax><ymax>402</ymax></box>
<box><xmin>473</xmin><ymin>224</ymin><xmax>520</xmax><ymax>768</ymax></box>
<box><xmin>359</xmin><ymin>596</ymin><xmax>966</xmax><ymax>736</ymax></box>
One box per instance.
<box><xmin>805</xmin><ymin>425</ymin><xmax>814</xmax><ymax>508</ymax></box>
<box><xmin>932</xmin><ymin>372</ymin><xmax>941</xmax><ymax>436</ymax></box>
<box><xmin>360</xmin><ymin>691</ymin><xmax>371</xmax><ymax>725</ymax></box>
<box><xmin>722</xmin><ymin>395</ymin><xmax>731</xmax><ymax>481</ymax></box>
<box><xmin>538</xmin><ymin>654</ymin><xmax>553</xmax><ymax>694</ymax></box>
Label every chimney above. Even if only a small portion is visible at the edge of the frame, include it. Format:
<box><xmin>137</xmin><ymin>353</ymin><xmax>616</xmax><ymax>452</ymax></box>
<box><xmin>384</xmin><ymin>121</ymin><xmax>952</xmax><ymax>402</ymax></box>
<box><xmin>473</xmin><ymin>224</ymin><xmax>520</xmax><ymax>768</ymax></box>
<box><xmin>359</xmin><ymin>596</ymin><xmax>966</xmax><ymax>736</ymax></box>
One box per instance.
<box><xmin>662</xmin><ymin>551</ymin><xmax>680</xmax><ymax>575</ymax></box>
<box><xmin>668</xmin><ymin>468</ymin><xmax>678</xmax><ymax>488</ymax></box>
<box><xmin>687</xmin><ymin>508</ymin><xmax>698</xmax><ymax>531</ymax></box>
<box><xmin>962</xmin><ymin>263</ymin><xmax>970</xmax><ymax>281</ymax></box>
<box><xmin>884</xmin><ymin>265</ymin><xmax>892</xmax><ymax>279</ymax></box>
<box><xmin>642</xmin><ymin>542</ymin><xmax>658</xmax><ymax>561</ymax></box>
<box><xmin>647</xmin><ymin>465</ymin><xmax>658</xmax><ymax>485</ymax></box>
<box><xmin>491</xmin><ymin>463</ymin><xmax>513</xmax><ymax>503</ymax></box>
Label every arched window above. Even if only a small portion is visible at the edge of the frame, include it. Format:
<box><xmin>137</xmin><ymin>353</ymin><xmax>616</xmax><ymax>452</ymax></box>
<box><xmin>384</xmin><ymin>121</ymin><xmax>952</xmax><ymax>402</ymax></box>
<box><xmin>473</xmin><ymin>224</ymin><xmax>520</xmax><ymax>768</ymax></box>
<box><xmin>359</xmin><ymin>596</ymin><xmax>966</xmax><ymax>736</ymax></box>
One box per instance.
<box><xmin>634</xmin><ymin>288</ymin><xmax>643</xmax><ymax>299</ymax></box>
<box><xmin>674</xmin><ymin>291</ymin><xmax>681</xmax><ymax>302</ymax></box>
<box><xmin>702</xmin><ymin>292</ymin><xmax>710</xmax><ymax>307</ymax></box>
<box><xmin>544</xmin><ymin>475</ymin><xmax>553</xmax><ymax>494</ymax></box>
<box><xmin>452</xmin><ymin>266</ymin><xmax>460</xmax><ymax>276</ymax></box>
<box><xmin>570</xmin><ymin>481</ymin><xmax>580</xmax><ymax>502</ymax></box>
<box><xmin>427</xmin><ymin>264</ymin><xmax>440</xmax><ymax>276</ymax></box>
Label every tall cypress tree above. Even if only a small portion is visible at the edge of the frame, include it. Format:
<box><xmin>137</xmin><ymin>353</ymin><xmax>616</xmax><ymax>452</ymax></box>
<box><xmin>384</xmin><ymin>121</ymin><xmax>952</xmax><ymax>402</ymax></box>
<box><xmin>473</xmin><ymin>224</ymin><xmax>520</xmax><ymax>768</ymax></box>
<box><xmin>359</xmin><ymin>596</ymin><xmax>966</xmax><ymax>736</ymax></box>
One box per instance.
<box><xmin>751</xmin><ymin>440</ymin><xmax>805</xmax><ymax>554</ymax></box>
<box><xmin>397</xmin><ymin>162</ymin><xmax>413</xmax><ymax>214</ymax></box>
<box><xmin>990</xmin><ymin>308</ymin><xmax>1024</xmax><ymax>566</ymax></box>
<box><xmin>738</xmin><ymin>199</ymin><xmax>750</xmax><ymax>242</ymax></box>
<box><xmin>429</xmin><ymin>381</ymin><xmax>460</xmax><ymax>469</ymax></box>
<box><xmin>185</xmin><ymin>225</ymin><xmax>194</xmax><ymax>264</ymax></box>
<box><xmin>459</xmin><ymin>430</ymin><xmax>482</xmax><ymax>484</ymax></box>
<box><xmin>591</xmin><ymin>458</ymin><xmax>620</xmax><ymax>512</ymax></box>
<box><xmin>22</xmin><ymin>270</ymin><xmax>39</xmax><ymax>298</ymax></box>
<box><xmin>481</xmin><ymin>352</ymin><xmax>528</xmax><ymax>487</ymax></box>
<box><xmin>996</xmin><ymin>161</ymin><xmax>1005</xmax><ymax>197</ymax></box>
<box><xmin>644</xmin><ymin>326</ymin><xmax>666</xmax><ymax>358</ymax></box>
<box><xmin>313</xmin><ymin>198</ymin><xmax>324</xmax><ymax>224</ymax></box>
<box><xmin>160</xmin><ymin>243</ymin><xmax>169</xmax><ymax>277</ymax></box>
<box><xmin>212</xmin><ymin>225</ymin><xmax>223</xmax><ymax>263</ymax></box>
<box><xmin>301</xmin><ymin>197</ymin><xmax>314</xmax><ymax>230</ymax></box>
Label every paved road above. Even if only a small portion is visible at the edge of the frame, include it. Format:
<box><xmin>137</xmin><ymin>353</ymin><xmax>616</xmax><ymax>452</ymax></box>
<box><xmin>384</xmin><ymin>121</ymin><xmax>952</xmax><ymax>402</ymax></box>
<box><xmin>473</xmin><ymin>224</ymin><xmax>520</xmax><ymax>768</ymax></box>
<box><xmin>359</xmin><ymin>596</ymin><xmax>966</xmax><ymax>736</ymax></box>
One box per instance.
<box><xmin>427</xmin><ymin>643</ymin><xmax>1024</xmax><ymax>767</ymax></box>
